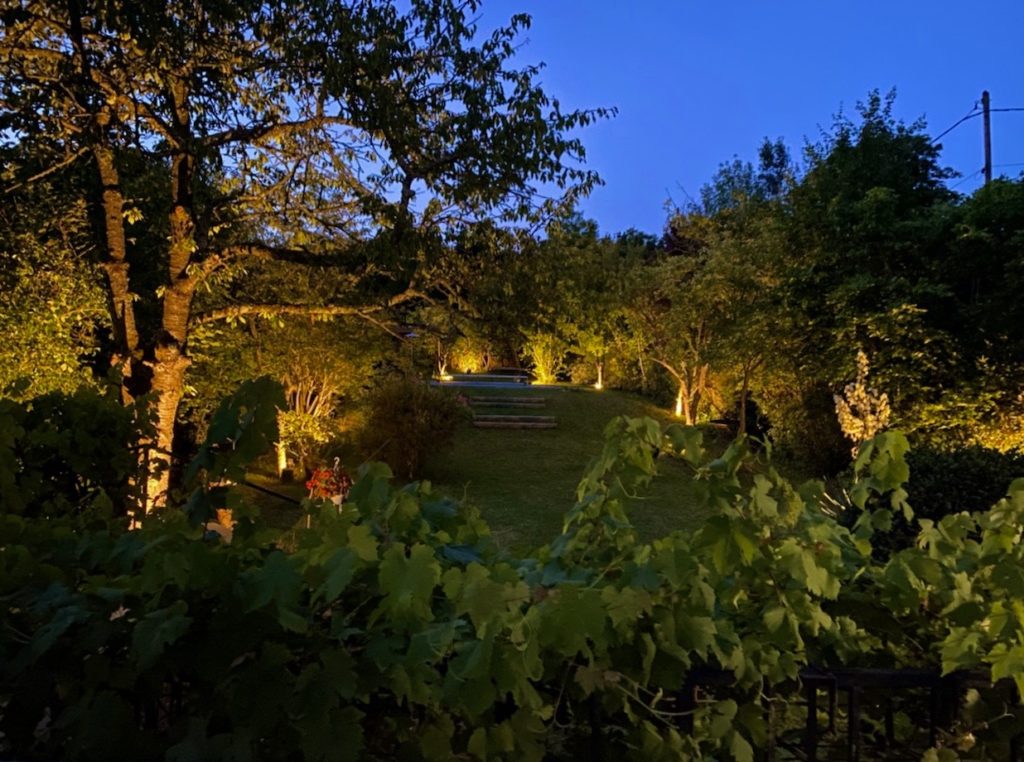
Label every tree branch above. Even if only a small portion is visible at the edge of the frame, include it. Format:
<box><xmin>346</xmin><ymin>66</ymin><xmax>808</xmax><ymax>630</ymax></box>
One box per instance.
<box><xmin>198</xmin><ymin>114</ymin><xmax>355</xmax><ymax>150</ymax></box>
<box><xmin>190</xmin><ymin>289</ymin><xmax>426</xmax><ymax>327</ymax></box>
<box><xmin>2</xmin><ymin>146</ymin><xmax>90</xmax><ymax>194</ymax></box>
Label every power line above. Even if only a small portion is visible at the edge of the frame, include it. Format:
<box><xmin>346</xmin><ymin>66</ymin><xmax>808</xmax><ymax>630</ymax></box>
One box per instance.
<box><xmin>950</xmin><ymin>168</ymin><xmax>984</xmax><ymax>189</ymax></box>
<box><xmin>930</xmin><ymin>104</ymin><xmax>1024</xmax><ymax>145</ymax></box>
<box><xmin>931</xmin><ymin>106</ymin><xmax>981</xmax><ymax>144</ymax></box>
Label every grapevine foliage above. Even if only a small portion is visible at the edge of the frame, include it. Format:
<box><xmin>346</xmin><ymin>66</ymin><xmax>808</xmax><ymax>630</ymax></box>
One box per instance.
<box><xmin>2</xmin><ymin>385</ymin><xmax>1024</xmax><ymax>760</ymax></box>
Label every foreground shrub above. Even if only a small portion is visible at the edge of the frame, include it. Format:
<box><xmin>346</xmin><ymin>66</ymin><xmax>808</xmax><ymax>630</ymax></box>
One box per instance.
<box><xmin>3</xmin><ymin>381</ymin><xmax>1023</xmax><ymax>760</ymax></box>
<box><xmin>358</xmin><ymin>376</ymin><xmax>467</xmax><ymax>478</ymax></box>
<box><xmin>0</xmin><ymin>387</ymin><xmax>146</xmax><ymax>519</ymax></box>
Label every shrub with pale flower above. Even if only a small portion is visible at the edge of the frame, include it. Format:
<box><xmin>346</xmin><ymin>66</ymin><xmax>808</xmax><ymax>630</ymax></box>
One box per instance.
<box><xmin>834</xmin><ymin>350</ymin><xmax>891</xmax><ymax>454</ymax></box>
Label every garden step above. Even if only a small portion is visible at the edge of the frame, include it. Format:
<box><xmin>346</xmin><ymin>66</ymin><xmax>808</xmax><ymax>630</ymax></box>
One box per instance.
<box><xmin>468</xmin><ymin>399</ymin><xmax>546</xmax><ymax>408</ymax></box>
<box><xmin>450</xmin><ymin>373</ymin><xmax>530</xmax><ymax>383</ymax></box>
<box><xmin>472</xmin><ymin>414</ymin><xmax>555</xmax><ymax>423</ymax></box>
<box><xmin>472</xmin><ymin>420</ymin><xmax>558</xmax><ymax>429</ymax></box>
<box><xmin>469</xmin><ymin>396</ymin><xmax>546</xmax><ymax>404</ymax></box>
<box><xmin>472</xmin><ymin>413</ymin><xmax>557</xmax><ymax>429</ymax></box>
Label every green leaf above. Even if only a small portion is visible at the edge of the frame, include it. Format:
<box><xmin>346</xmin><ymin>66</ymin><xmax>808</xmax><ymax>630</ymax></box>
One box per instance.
<box><xmin>665</xmin><ymin>425</ymin><xmax>704</xmax><ymax>465</ymax></box>
<box><xmin>800</xmin><ymin>549</ymin><xmax>832</xmax><ymax>597</ymax></box>
<box><xmin>709</xmin><ymin>698</ymin><xmax>737</xmax><ymax>738</ymax></box>
<box><xmin>763</xmin><ymin>605</ymin><xmax>787</xmax><ymax>632</ymax></box>
<box><xmin>30</xmin><ymin>601</ymin><xmax>89</xmax><ymax>661</ymax></box>
<box><xmin>247</xmin><ymin>550</ymin><xmax>302</xmax><ymax>612</ymax></box>
<box><xmin>314</xmin><ymin>548</ymin><xmax>356</xmax><ymax>604</ymax></box>
<box><xmin>737</xmin><ymin>702</ymin><xmax>768</xmax><ymax>746</ymax></box>
<box><xmin>574</xmin><ymin>663</ymin><xmax>607</xmax><ymax>695</ymax></box>
<box><xmin>989</xmin><ymin>643</ymin><xmax>1024</xmax><ymax>685</ymax></box>
<box><xmin>321</xmin><ymin>648</ymin><xmax>357</xmax><ymax>699</ymax></box>
<box><xmin>601</xmin><ymin>585</ymin><xmax>653</xmax><ymax>630</ymax></box>
<box><xmin>131</xmin><ymin>601</ymin><xmax>192</xmax><ymax>669</ymax></box>
<box><xmin>468</xmin><ymin>727</ymin><xmax>488</xmax><ymax>760</ymax></box>
<box><xmin>347</xmin><ymin>524</ymin><xmax>378</xmax><ymax>562</ymax></box>
<box><xmin>420</xmin><ymin>715</ymin><xmax>455</xmax><ymax>760</ymax></box>
<box><xmin>449</xmin><ymin>563</ymin><xmax>529</xmax><ymax>633</ymax></box>
<box><xmin>732</xmin><ymin>525</ymin><xmax>759</xmax><ymax>565</ymax></box>
<box><xmin>677</xmin><ymin>614</ymin><xmax>717</xmax><ymax>656</ymax></box>
<box><xmin>376</xmin><ymin>544</ymin><xmax>441</xmax><ymax>625</ymax></box>
<box><xmin>539</xmin><ymin>586</ymin><xmax>606</xmax><ymax>656</ymax></box>
<box><xmin>641</xmin><ymin>632</ymin><xmax>658</xmax><ymax>684</ymax></box>
<box><xmin>729</xmin><ymin>729</ymin><xmax>755</xmax><ymax>762</ymax></box>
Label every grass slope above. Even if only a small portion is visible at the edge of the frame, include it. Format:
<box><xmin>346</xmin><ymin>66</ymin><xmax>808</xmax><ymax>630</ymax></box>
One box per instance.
<box><xmin>244</xmin><ymin>385</ymin><xmax>723</xmax><ymax>553</ymax></box>
<box><xmin>427</xmin><ymin>385</ymin><xmax>717</xmax><ymax>552</ymax></box>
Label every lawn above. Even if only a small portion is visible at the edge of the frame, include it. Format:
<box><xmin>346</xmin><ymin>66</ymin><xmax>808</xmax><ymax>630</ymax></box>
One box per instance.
<box><xmin>243</xmin><ymin>384</ymin><xmax>729</xmax><ymax>553</ymax></box>
<box><xmin>425</xmin><ymin>384</ymin><xmax>722</xmax><ymax>552</ymax></box>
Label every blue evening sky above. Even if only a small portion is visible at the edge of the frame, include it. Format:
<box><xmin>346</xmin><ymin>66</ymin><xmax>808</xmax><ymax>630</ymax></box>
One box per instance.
<box><xmin>481</xmin><ymin>1</ymin><xmax>1024</xmax><ymax>235</ymax></box>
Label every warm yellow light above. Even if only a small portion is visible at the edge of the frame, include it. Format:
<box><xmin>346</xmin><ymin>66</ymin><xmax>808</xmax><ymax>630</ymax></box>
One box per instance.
<box><xmin>439</xmin><ymin>373</ymin><xmax>453</xmax><ymax>382</ymax></box>
<box><xmin>674</xmin><ymin>396</ymin><xmax>683</xmax><ymax>418</ymax></box>
<box><xmin>593</xmin><ymin>381</ymin><xmax>603</xmax><ymax>390</ymax></box>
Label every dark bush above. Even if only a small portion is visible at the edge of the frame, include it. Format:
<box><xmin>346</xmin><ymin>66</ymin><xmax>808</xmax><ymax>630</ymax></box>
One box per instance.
<box><xmin>768</xmin><ymin>385</ymin><xmax>850</xmax><ymax>477</ymax></box>
<box><xmin>862</xmin><ymin>444</ymin><xmax>1024</xmax><ymax>557</ymax></box>
<box><xmin>905</xmin><ymin>444</ymin><xmax>1024</xmax><ymax>521</ymax></box>
<box><xmin>0</xmin><ymin>387</ymin><xmax>145</xmax><ymax>519</ymax></box>
<box><xmin>358</xmin><ymin>376</ymin><xmax>468</xmax><ymax>479</ymax></box>
<box><xmin>715</xmin><ymin>395</ymin><xmax>771</xmax><ymax>441</ymax></box>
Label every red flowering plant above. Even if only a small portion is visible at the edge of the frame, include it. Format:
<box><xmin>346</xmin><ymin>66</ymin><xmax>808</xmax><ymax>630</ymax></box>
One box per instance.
<box><xmin>305</xmin><ymin>461</ymin><xmax>352</xmax><ymax>504</ymax></box>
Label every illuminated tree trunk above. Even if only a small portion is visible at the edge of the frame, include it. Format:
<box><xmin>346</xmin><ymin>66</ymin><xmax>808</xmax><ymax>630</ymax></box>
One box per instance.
<box><xmin>276</xmin><ymin>441</ymin><xmax>289</xmax><ymax>478</ymax></box>
<box><xmin>595</xmin><ymin>359</ymin><xmax>604</xmax><ymax>390</ymax></box>
<box><xmin>94</xmin><ymin>146</ymin><xmax>139</xmax><ymax>395</ymax></box>
<box><xmin>636</xmin><ymin>338</ymin><xmax>647</xmax><ymax>383</ymax></box>
<box><xmin>143</xmin><ymin>83</ymin><xmax>197</xmax><ymax>509</ymax></box>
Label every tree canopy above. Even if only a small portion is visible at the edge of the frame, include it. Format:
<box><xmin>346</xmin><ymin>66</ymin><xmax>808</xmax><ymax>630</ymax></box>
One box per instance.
<box><xmin>0</xmin><ymin>0</ymin><xmax>609</xmax><ymax>509</ymax></box>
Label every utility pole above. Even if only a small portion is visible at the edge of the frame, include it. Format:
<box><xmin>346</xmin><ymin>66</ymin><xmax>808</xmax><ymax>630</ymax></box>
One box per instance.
<box><xmin>982</xmin><ymin>90</ymin><xmax>992</xmax><ymax>184</ymax></box>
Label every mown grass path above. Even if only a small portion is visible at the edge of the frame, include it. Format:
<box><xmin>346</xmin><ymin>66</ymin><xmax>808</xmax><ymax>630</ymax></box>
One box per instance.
<box><xmin>429</xmin><ymin>385</ymin><xmax>718</xmax><ymax>552</ymax></box>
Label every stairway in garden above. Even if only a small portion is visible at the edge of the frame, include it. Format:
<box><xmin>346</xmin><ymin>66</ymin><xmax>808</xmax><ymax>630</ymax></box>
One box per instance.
<box><xmin>468</xmin><ymin>396</ymin><xmax>557</xmax><ymax>429</ymax></box>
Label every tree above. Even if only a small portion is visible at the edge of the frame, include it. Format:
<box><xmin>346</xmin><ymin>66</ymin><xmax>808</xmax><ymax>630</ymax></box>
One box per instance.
<box><xmin>542</xmin><ymin>218</ymin><xmax>629</xmax><ymax>389</ymax></box>
<box><xmin>626</xmin><ymin>220</ymin><xmax>721</xmax><ymax>424</ymax></box>
<box><xmin>0</xmin><ymin>150</ymin><xmax>107</xmax><ymax>398</ymax></box>
<box><xmin>756</xmin><ymin>91</ymin><xmax>965</xmax><ymax>462</ymax></box>
<box><xmin>184</xmin><ymin>317</ymin><xmax>389</xmax><ymax>477</ymax></box>
<box><xmin>684</xmin><ymin>139</ymin><xmax>795</xmax><ymax>434</ymax></box>
<box><xmin>0</xmin><ymin>0</ymin><xmax>607</xmax><ymax>509</ymax></box>
<box><xmin>780</xmin><ymin>90</ymin><xmax>957</xmax><ymax>385</ymax></box>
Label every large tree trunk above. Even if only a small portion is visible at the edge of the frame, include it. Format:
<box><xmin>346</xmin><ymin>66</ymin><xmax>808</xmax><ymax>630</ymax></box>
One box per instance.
<box><xmin>144</xmin><ymin>84</ymin><xmax>198</xmax><ymax>509</ymax></box>
<box><xmin>94</xmin><ymin>145</ymin><xmax>154</xmax><ymax>517</ymax></box>
<box><xmin>95</xmin><ymin>138</ymin><xmax>195</xmax><ymax>511</ymax></box>
<box><xmin>94</xmin><ymin>146</ymin><xmax>139</xmax><ymax>398</ymax></box>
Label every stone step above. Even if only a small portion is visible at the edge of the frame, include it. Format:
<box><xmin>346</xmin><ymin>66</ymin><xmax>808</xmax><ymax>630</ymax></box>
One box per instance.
<box><xmin>469</xmin><ymin>400</ymin><xmax>546</xmax><ymax>408</ymax></box>
<box><xmin>450</xmin><ymin>373</ymin><xmax>530</xmax><ymax>384</ymax></box>
<box><xmin>472</xmin><ymin>414</ymin><xmax>556</xmax><ymax>423</ymax></box>
<box><xmin>473</xmin><ymin>420</ymin><xmax>558</xmax><ymax>429</ymax></box>
<box><xmin>469</xmin><ymin>396</ymin><xmax>546</xmax><ymax>404</ymax></box>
